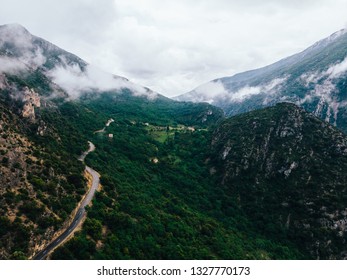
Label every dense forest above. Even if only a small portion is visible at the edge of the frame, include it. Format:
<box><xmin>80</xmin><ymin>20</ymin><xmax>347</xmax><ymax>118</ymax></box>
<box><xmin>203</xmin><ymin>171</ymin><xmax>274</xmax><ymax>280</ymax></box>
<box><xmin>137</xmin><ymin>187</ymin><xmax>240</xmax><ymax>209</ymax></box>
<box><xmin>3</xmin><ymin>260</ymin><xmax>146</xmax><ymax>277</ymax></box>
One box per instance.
<box><xmin>41</xmin><ymin>93</ymin><xmax>304</xmax><ymax>260</ymax></box>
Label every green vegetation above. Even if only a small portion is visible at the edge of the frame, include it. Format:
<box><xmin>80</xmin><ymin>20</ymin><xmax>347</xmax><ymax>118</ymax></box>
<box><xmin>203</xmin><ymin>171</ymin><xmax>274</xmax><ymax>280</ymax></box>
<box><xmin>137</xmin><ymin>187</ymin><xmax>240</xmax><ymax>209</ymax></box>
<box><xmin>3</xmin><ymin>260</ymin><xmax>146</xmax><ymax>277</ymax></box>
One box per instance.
<box><xmin>46</xmin><ymin>94</ymin><xmax>303</xmax><ymax>260</ymax></box>
<box><xmin>210</xmin><ymin>103</ymin><xmax>347</xmax><ymax>259</ymax></box>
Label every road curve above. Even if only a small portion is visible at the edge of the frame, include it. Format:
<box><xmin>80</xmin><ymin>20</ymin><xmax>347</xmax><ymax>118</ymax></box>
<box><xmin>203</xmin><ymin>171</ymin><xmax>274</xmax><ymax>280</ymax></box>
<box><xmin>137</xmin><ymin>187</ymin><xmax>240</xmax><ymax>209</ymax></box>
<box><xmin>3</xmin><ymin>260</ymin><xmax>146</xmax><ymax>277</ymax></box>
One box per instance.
<box><xmin>33</xmin><ymin>142</ymin><xmax>99</xmax><ymax>260</ymax></box>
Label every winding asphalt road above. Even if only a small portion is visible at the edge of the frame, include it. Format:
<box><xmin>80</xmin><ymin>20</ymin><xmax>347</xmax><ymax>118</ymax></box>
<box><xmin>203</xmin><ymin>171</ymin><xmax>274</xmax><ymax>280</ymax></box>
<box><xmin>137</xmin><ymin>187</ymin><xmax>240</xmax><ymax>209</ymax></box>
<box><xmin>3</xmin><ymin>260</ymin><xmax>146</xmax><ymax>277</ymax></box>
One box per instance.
<box><xmin>33</xmin><ymin>142</ymin><xmax>100</xmax><ymax>260</ymax></box>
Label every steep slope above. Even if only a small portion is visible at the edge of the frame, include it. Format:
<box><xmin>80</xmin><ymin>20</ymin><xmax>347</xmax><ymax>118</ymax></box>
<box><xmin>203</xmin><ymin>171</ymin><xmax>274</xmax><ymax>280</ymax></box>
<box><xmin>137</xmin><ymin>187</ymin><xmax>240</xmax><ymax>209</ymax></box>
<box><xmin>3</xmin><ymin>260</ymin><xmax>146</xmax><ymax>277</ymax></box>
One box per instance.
<box><xmin>0</xmin><ymin>88</ymin><xmax>87</xmax><ymax>259</ymax></box>
<box><xmin>210</xmin><ymin>103</ymin><xmax>347</xmax><ymax>259</ymax></box>
<box><xmin>177</xmin><ymin>29</ymin><xmax>347</xmax><ymax>133</ymax></box>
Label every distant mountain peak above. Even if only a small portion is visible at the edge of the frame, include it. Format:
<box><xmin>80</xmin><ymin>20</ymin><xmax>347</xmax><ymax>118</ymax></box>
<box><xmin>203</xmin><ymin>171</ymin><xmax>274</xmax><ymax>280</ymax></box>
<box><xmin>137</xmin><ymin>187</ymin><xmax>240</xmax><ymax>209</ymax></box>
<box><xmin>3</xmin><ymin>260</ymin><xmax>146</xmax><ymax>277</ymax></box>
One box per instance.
<box><xmin>0</xmin><ymin>23</ymin><xmax>36</xmax><ymax>51</ymax></box>
<box><xmin>0</xmin><ymin>23</ymin><xmax>28</xmax><ymax>30</ymax></box>
<box><xmin>305</xmin><ymin>28</ymin><xmax>347</xmax><ymax>53</ymax></box>
<box><xmin>327</xmin><ymin>28</ymin><xmax>347</xmax><ymax>41</ymax></box>
<box><xmin>0</xmin><ymin>23</ymin><xmax>31</xmax><ymax>37</ymax></box>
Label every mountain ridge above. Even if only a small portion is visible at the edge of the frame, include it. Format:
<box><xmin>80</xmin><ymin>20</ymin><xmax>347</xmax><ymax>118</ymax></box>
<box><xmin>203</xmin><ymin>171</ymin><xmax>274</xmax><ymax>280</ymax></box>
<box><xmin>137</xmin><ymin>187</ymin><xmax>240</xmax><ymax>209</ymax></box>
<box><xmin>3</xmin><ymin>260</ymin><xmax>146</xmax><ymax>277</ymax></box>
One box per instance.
<box><xmin>0</xmin><ymin>23</ymin><xmax>159</xmax><ymax>101</ymax></box>
<box><xmin>176</xmin><ymin>27</ymin><xmax>347</xmax><ymax>133</ymax></box>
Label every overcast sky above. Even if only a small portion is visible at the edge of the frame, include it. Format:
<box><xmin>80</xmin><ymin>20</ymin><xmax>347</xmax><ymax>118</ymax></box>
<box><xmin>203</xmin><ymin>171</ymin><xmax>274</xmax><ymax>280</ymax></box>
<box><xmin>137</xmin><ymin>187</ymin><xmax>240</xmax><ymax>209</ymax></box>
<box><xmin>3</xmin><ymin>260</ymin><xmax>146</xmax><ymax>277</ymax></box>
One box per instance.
<box><xmin>1</xmin><ymin>0</ymin><xmax>347</xmax><ymax>97</ymax></box>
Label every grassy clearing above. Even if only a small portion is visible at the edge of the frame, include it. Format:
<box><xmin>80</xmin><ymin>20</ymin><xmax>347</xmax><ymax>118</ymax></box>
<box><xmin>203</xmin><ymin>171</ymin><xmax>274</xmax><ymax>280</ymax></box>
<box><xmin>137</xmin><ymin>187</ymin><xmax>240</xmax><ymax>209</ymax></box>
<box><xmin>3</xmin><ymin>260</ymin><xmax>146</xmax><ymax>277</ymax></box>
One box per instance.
<box><xmin>145</xmin><ymin>123</ymin><xmax>196</xmax><ymax>143</ymax></box>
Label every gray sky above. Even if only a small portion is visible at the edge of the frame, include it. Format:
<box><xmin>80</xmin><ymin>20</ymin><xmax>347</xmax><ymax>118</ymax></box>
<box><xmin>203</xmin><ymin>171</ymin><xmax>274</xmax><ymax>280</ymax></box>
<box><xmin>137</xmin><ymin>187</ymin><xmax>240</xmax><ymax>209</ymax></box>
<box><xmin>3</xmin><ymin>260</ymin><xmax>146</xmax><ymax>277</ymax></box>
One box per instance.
<box><xmin>1</xmin><ymin>0</ymin><xmax>347</xmax><ymax>97</ymax></box>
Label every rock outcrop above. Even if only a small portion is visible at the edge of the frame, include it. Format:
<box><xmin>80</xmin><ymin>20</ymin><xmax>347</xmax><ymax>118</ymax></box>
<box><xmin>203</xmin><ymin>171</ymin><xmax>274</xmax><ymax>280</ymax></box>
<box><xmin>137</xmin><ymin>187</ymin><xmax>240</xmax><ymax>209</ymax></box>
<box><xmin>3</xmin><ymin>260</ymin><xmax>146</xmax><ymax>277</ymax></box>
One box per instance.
<box><xmin>21</xmin><ymin>87</ymin><xmax>40</xmax><ymax>121</ymax></box>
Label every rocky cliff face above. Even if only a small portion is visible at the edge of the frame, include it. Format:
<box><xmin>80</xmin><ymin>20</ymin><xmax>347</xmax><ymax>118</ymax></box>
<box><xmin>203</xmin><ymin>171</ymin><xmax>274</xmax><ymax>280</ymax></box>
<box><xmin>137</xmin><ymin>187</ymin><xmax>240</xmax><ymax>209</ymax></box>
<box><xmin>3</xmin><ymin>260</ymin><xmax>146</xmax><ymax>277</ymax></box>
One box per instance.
<box><xmin>211</xmin><ymin>103</ymin><xmax>347</xmax><ymax>259</ymax></box>
<box><xmin>21</xmin><ymin>87</ymin><xmax>40</xmax><ymax>120</ymax></box>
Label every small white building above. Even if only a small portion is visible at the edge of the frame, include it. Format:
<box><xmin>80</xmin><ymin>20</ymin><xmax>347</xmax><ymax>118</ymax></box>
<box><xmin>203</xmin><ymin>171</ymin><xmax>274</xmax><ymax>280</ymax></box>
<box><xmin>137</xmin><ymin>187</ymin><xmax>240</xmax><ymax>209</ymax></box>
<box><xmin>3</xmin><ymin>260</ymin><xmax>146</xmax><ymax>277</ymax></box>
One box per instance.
<box><xmin>150</xmin><ymin>157</ymin><xmax>159</xmax><ymax>164</ymax></box>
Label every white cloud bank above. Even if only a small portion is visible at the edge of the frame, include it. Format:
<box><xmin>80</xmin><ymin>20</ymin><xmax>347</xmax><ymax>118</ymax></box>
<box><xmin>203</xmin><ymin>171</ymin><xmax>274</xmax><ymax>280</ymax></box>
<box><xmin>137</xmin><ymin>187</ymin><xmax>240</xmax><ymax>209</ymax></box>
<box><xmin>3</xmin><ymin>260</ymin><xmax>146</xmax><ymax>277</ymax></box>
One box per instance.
<box><xmin>0</xmin><ymin>56</ymin><xmax>27</xmax><ymax>74</ymax></box>
<box><xmin>326</xmin><ymin>56</ymin><xmax>347</xmax><ymax>78</ymax></box>
<box><xmin>47</xmin><ymin>60</ymin><xmax>151</xmax><ymax>99</ymax></box>
<box><xmin>189</xmin><ymin>77</ymin><xmax>287</xmax><ymax>104</ymax></box>
<box><xmin>298</xmin><ymin>56</ymin><xmax>347</xmax><ymax>124</ymax></box>
<box><xmin>300</xmin><ymin>56</ymin><xmax>347</xmax><ymax>96</ymax></box>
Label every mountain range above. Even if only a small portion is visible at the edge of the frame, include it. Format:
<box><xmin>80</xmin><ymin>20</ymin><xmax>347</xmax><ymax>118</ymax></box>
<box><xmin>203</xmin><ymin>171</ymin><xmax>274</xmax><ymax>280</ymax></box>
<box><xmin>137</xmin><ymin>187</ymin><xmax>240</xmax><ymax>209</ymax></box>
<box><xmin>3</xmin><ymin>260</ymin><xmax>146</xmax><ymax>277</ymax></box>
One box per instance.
<box><xmin>176</xmin><ymin>28</ymin><xmax>347</xmax><ymax>133</ymax></box>
<box><xmin>1</xmin><ymin>24</ymin><xmax>347</xmax><ymax>260</ymax></box>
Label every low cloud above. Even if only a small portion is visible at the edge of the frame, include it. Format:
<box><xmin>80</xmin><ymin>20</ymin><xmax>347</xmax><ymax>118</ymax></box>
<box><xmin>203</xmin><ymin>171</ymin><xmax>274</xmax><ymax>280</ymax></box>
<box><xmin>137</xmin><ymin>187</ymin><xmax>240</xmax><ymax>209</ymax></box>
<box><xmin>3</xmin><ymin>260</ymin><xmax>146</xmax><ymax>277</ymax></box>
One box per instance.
<box><xmin>298</xmin><ymin>56</ymin><xmax>347</xmax><ymax>125</ymax></box>
<box><xmin>299</xmin><ymin>55</ymin><xmax>347</xmax><ymax>98</ymax></box>
<box><xmin>0</xmin><ymin>24</ymin><xmax>46</xmax><ymax>68</ymax></box>
<box><xmin>228</xmin><ymin>77</ymin><xmax>287</xmax><ymax>103</ymax></box>
<box><xmin>47</xmin><ymin>58</ymin><xmax>151</xmax><ymax>99</ymax></box>
<box><xmin>188</xmin><ymin>77</ymin><xmax>287</xmax><ymax>104</ymax></box>
<box><xmin>189</xmin><ymin>81</ymin><xmax>228</xmax><ymax>104</ymax></box>
<box><xmin>0</xmin><ymin>56</ymin><xmax>27</xmax><ymax>74</ymax></box>
<box><xmin>326</xmin><ymin>56</ymin><xmax>347</xmax><ymax>78</ymax></box>
<box><xmin>0</xmin><ymin>23</ymin><xmax>33</xmax><ymax>50</ymax></box>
